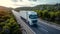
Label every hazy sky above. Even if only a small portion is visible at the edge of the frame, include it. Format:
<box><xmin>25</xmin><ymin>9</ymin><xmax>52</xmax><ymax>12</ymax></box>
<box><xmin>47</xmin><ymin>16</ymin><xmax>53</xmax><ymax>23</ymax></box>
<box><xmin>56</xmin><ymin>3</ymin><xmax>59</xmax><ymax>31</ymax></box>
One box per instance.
<box><xmin>0</xmin><ymin>0</ymin><xmax>60</xmax><ymax>8</ymax></box>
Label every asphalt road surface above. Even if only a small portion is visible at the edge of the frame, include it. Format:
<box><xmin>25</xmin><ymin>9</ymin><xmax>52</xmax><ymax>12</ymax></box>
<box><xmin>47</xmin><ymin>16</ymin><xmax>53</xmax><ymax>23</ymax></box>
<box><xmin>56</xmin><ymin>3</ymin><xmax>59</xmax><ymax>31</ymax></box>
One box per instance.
<box><xmin>12</xmin><ymin>10</ymin><xmax>60</xmax><ymax>34</ymax></box>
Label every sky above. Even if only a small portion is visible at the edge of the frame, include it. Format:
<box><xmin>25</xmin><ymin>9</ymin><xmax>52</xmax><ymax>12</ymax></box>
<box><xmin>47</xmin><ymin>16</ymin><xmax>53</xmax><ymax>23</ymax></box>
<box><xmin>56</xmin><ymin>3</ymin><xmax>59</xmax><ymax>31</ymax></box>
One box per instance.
<box><xmin>0</xmin><ymin>0</ymin><xmax>60</xmax><ymax>8</ymax></box>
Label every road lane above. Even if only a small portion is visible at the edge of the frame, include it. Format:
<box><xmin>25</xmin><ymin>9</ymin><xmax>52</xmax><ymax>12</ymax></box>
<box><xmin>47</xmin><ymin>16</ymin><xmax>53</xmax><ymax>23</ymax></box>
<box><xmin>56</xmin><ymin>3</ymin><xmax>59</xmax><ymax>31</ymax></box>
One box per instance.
<box><xmin>38</xmin><ymin>20</ymin><xmax>60</xmax><ymax>34</ymax></box>
<box><xmin>12</xmin><ymin>10</ymin><xmax>60</xmax><ymax>34</ymax></box>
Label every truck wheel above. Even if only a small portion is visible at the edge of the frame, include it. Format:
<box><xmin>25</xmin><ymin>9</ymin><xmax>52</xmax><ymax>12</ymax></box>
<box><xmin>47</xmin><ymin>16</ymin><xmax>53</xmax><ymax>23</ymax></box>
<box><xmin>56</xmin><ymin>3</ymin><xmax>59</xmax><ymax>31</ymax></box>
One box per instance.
<box><xmin>27</xmin><ymin>21</ymin><xmax>30</xmax><ymax>25</ymax></box>
<box><xmin>29</xmin><ymin>23</ymin><xmax>32</xmax><ymax>26</ymax></box>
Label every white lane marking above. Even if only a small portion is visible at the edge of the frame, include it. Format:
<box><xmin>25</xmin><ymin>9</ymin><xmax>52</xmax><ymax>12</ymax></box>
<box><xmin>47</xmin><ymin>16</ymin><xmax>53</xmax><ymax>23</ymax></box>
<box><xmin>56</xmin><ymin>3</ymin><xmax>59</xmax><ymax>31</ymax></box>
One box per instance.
<box><xmin>40</xmin><ymin>28</ymin><xmax>48</xmax><ymax>32</ymax></box>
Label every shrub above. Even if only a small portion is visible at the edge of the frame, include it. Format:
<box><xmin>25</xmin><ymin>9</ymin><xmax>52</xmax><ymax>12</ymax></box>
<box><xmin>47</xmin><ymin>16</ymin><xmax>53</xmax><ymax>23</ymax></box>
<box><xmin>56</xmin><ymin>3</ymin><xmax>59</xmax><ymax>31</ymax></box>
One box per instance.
<box><xmin>0</xmin><ymin>11</ymin><xmax>22</xmax><ymax>34</ymax></box>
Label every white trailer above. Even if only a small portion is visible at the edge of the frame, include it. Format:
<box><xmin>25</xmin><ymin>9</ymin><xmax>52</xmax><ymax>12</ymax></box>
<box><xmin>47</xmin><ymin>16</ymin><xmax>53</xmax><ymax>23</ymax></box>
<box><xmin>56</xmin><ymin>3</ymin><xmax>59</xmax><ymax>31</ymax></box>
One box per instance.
<box><xmin>19</xmin><ymin>11</ymin><xmax>38</xmax><ymax>26</ymax></box>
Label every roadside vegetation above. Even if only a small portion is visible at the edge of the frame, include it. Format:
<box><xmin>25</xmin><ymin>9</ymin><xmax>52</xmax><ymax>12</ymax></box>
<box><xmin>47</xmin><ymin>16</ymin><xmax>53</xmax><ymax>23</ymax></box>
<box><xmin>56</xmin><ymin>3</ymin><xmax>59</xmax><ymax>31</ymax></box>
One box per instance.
<box><xmin>15</xmin><ymin>3</ymin><xmax>60</xmax><ymax>24</ymax></box>
<box><xmin>0</xmin><ymin>9</ymin><xmax>22</xmax><ymax>34</ymax></box>
<box><xmin>35</xmin><ymin>10</ymin><xmax>60</xmax><ymax>24</ymax></box>
<box><xmin>34</xmin><ymin>4</ymin><xmax>60</xmax><ymax>24</ymax></box>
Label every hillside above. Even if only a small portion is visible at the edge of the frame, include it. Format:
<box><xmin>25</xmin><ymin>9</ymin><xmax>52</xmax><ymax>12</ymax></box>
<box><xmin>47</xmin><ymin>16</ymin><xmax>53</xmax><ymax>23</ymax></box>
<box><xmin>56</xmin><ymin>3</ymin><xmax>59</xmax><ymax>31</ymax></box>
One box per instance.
<box><xmin>34</xmin><ymin>4</ymin><xmax>60</xmax><ymax>10</ymax></box>
<box><xmin>0</xmin><ymin>6</ymin><xmax>22</xmax><ymax>34</ymax></box>
<box><xmin>15</xmin><ymin>3</ymin><xmax>60</xmax><ymax>11</ymax></box>
<box><xmin>0</xmin><ymin>6</ymin><xmax>13</xmax><ymax>11</ymax></box>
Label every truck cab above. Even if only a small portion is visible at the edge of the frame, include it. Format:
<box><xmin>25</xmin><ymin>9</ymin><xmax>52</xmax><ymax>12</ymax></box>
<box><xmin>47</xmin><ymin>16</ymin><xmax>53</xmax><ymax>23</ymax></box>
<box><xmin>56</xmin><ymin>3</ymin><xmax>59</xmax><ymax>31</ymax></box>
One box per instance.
<box><xmin>27</xmin><ymin>11</ymin><xmax>38</xmax><ymax>26</ymax></box>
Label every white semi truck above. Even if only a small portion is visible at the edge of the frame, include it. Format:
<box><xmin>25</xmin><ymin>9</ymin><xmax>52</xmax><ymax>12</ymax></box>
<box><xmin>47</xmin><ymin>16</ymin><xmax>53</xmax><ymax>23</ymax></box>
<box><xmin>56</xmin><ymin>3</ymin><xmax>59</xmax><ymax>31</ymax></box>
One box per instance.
<box><xmin>19</xmin><ymin>11</ymin><xmax>38</xmax><ymax>26</ymax></box>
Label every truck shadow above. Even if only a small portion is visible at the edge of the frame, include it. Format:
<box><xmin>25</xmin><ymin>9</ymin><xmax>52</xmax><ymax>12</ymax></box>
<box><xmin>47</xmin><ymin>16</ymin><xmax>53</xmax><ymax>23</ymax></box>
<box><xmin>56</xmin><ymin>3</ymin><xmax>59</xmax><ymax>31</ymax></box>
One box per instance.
<box><xmin>31</xmin><ymin>24</ymin><xmax>39</xmax><ymax>28</ymax></box>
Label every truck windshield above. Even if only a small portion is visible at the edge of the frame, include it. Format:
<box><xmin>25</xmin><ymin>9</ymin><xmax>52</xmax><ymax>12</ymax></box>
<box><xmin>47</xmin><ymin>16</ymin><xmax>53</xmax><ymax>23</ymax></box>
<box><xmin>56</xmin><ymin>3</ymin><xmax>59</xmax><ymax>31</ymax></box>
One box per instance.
<box><xmin>29</xmin><ymin>15</ymin><xmax>38</xmax><ymax>19</ymax></box>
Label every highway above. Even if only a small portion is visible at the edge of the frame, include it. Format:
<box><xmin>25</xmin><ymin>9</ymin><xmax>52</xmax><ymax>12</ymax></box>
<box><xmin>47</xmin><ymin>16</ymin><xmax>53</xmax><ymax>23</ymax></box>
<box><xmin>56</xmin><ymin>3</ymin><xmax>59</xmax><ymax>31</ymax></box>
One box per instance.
<box><xmin>12</xmin><ymin>10</ymin><xmax>60</xmax><ymax>34</ymax></box>
<box><xmin>31</xmin><ymin>21</ymin><xmax>60</xmax><ymax>34</ymax></box>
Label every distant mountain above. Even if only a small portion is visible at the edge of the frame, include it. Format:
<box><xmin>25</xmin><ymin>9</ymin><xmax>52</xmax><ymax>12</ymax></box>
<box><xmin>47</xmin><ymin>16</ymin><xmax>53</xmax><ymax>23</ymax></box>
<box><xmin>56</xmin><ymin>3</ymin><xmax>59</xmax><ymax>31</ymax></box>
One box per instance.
<box><xmin>15</xmin><ymin>3</ymin><xmax>60</xmax><ymax>11</ymax></box>
<box><xmin>29</xmin><ymin>0</ymin><xmax>37</xmax><ymax>1</ymax></box>
<box><xmin>0</xmin><ymin>6</ymin><xmax>13</xmax><ymax>11</ymax></box>
<box><xmin>0</xmin><ymin>6</ymin><xmax>8</xmax><ymax>10</ymax></box>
